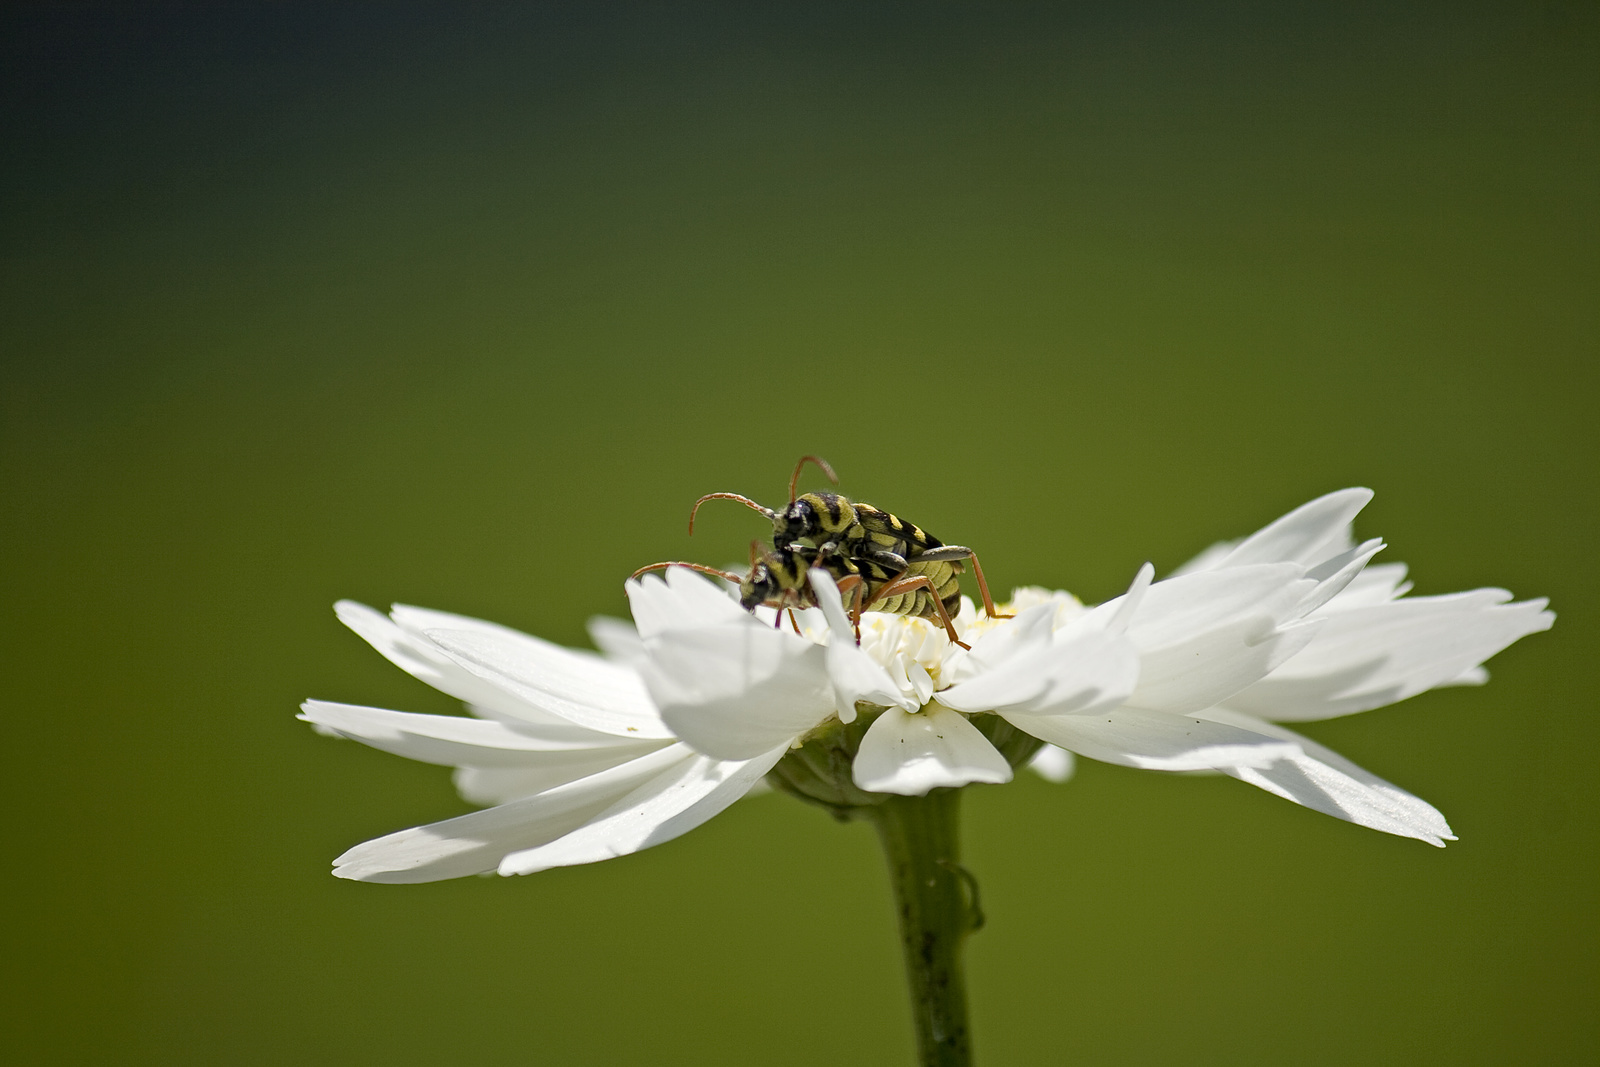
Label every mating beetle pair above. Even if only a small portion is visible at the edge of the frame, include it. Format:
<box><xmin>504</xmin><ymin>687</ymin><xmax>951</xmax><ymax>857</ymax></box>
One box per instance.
<box><xmin>632</xmin><ymin>457</ymin><xmax>1005</xmax><ymax>648</ymax></box>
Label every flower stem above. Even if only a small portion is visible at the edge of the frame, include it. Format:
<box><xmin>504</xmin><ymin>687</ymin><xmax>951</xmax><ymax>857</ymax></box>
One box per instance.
<box><xmin>866</xmin><ymin>789</ymin><xmax>979</xmax><ymax>1067</ymax></box>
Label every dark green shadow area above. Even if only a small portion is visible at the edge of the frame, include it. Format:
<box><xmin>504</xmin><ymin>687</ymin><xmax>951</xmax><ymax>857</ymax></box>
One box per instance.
<box><xmin>2</xmin><ymin>2</ymin><xmax>1594</xmax><ymax>1064</ymax></box>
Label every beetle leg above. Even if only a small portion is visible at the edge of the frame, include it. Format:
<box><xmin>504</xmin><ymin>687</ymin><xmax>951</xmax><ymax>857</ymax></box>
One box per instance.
<box><xmin>859</xmin><ymin>546</ymin><xmax>909</xmax><ymax>576</ymax></box>
<box><xmin>836</xmin><ymin>573</ymin><xmax>866</xmax><ymax>644</ymax></box>
<box><xmin>906</xmin><ymin>545</ymin><xmax>1011</xmax><ymax>619</ymax></box>
<box><xmin>864</xmin><ymin>574</ymin><xmax>970</xmax><ymax>650</ymax></box>
<box><xmin>965</xmin><ymin>551</ymin><xmax>1010</xmax><ymax>620</ymax></box>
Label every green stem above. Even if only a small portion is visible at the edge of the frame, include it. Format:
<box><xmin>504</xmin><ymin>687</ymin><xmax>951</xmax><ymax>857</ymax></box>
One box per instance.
<box><xmin>866</xmin><ymin>790</ymin><xmax>978</xmax><ymax>1067</ymax></box>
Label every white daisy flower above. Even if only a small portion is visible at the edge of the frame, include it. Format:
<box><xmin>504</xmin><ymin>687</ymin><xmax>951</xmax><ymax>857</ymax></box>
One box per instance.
<box><xmin>309</xmin><ymin>488</ymin><xmax>1551</xmax><ymax>881</ymax></box>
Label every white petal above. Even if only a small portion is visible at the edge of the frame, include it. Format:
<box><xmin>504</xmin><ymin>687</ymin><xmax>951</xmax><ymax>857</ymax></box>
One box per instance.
<box><xmin>1323</xmin><ymin>562</ymin><xmax>1412</xmax><ymax>609</ymax></box>
<box><xmin>641</xmin><ymin>622</ymin><xmax>831</xmax><ymax>759</ymax></box>
<box><xmin>497</xmin><ymin>744</ymin><xmax>788</xmax><ymax>875</ymax></box>
<box><xmin>1028</xmin><ymin>744</ymin><xmax>1076</xmax><ymax>783</ymax></box>
<box><xmin>624</xmin><ymin>575</ymin><xmax>678</xmax><ymax>640</ymax></box>
<box><xmin>941</xmin><ymin>602</ymin><xmax>1057</xmax><ymax>688</ymax></box>
<box><xmin>663</xmin><ymin>565</ymin><xmax>749</xmax><ymax>617</ymax></box>
<box><xmin>1170</xmin><ymin>539</ymin><xmax>1237</xmax><ymax>577</ymax></box>
<box><xmin>1008</xmin><ymin>706</ymin><xmax>1300</xmax><ymax>772</ymax></box>
<box><xmin>1218</xmin><ymin>488</ymin><xmax>1372</xmax><ymax>569</ymax></box>
<box><xmin>1198</xmin><ymin>708</ymin><xmax>1455</xmax><ymax>846</ymax></box>
<box><xmin>825</xmin><ymin>642</ymin><xmax>913</xmax><ymax>723</ymax></box>
<box><xmin>810</xmin><ymin>569</ymin><xmax>918</xmax><ymax>719</ymax></box>
<box><xmin>809</xmin><ymin>566</ymin><xmax>857</xmax><ymax>639</ymax></box>
<box><xmin>1297</xmin><ymin>538</ymin><xmax>1385</xmax><ymax>615</ymax></box>
<box><xmin>1442</xmin><ymin>665</ymin><xmax>1489</xmax><ymax>687</ymax></box>
<box><xmin>300</xmin><ymin>700</ymin><xmax>662</xmax><ymax>766</ymax></box>
<box><xmin>392</xmin><ymin>604</ymin><xmax>657</xmax><ymax>711</ymax></box>
<box><xmin>938</xmin><ymin>625</ymin><xmax>1140</xmax><ymax>717</ymax></box>
<box><xmin>586</xmin><ymin>615</ymin><xmax>644</xmax><ymax>662</ymax></box>
<box><xmin>1113</xmin><ymin>564</ymin><xmax>1325</xmax><ymax>713</ymax></box>
<box><xmin>334</xmin><ymin>601</ymin><xmax>572</xmax><ymax>727</ymax></box>
<box><xmin>1170</xmin><ymin>489</ymin><xmax>1377</xmax><ymax>577</ymax></box>
<box><xmin>1073</xmin><ymin>562</ymin><xmax>1155</xmax><ymax>636</ymax></box>
<box><xmin>625</xmin><ymin>569</ymin><xmax>746</xmax><ymax>640</ymax></box>
<box><xmin>1106</xmin><ymin>562</ymin><xmax>1154</xmax><ymax>634</ymax></box>
<box><xmin>906</xmin><ymin>661</ymin><xmax>935</xmax><ymax>706</ymax></box>
<box><xmin>1121</xmin><ymin>564</ymin><xmax>1313</xmax><ymax>649</ymax></box>
<box><xmin>424</xmin><ymin>626</ymin><xmax>673</xmax><ymax>739</ymax></box>
<box><xmin>452</xmin><ymin>766</ymin><xmax>596</xmax><ymax>806</ymax></box>
<box><xmin>389</xmin><ymin>603</ymin><xmax>559</xmax><ymax>641</ymax></box>
<box><xmin>852</xmin><ymin>705</ymin><xmax>1013</xmax><ymax>795</ymax></box>
<box><xmin>1227</xmin><ymin>590</ymin><xmax>1554</xmax><ymax>721</ymax></box>
<box><xmin>1128</xmin><ymin>616</ymin><xmax>1323</xmax><ymax>714</ymax></box>
<box><xmin>331</xmin><ymin>745</ymin><xmax>693</xmax><ymax>883</ymax></box>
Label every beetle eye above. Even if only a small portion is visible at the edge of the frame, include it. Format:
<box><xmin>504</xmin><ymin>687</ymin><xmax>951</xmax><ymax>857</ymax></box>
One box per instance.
<box><xmin>783</xmin><ymin>501</ymin><xmax>811</xmax><ymax>537</ymax></box>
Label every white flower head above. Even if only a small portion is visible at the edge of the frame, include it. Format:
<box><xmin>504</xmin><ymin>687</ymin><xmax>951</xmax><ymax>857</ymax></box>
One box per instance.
<box><xmin>309</xmin><ymin>488</ymin><xmax>1552</xmax><ymax>881</ymax></box>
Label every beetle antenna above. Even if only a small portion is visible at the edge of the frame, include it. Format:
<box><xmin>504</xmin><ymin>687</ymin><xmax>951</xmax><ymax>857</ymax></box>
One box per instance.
<box><xmin>689</xmin><ymin>493</ymin><xmax>779</xmax><ymax>534</ymax></box>
<box><xmin>788</xmin><ymin>455</ymin><xmax>839</xmax><ymax>500</ymax></box>
<box><xmin>629</xmin><ymin>561</ymin><xmax>743</xmax><ymax>584</ymax></box>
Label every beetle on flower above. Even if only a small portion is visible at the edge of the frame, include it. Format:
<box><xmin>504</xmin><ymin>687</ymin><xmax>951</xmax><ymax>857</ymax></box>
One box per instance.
<box><xmin>307</xmin><ymin>487</ymin><xmax>1551</xmax><ymax>881</ymax></box>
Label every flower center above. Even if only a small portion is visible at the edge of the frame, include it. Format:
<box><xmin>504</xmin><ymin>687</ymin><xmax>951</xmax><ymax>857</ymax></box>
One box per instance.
<box><xmin>789</xmin><ymin>587</ymin><xmax>1086</xmax><ymax>710</ymax></box>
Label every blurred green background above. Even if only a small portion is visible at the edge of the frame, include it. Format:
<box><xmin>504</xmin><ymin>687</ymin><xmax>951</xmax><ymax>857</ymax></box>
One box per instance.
<box><xmin>3</xmin><ymin>2</ymin><xmax>1594</xmax><ymax>1064</ymax></box>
